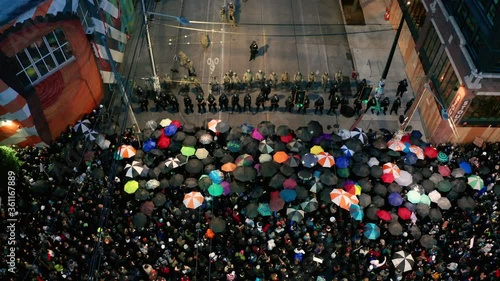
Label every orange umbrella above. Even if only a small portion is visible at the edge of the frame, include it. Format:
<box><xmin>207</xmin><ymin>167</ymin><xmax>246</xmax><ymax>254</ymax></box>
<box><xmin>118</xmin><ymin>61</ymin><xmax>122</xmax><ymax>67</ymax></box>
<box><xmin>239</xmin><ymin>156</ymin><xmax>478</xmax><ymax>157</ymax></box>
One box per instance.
<box><xmin>317</xmin><ymin>152</ymin><xmax>335</xmax><ymax>167</ymax></box>
<box><xmin>409</xmin><ymin>145</ymin><xmax>424</xmax><ymax>160</ymax></box>
<box><xmin>273</xmin><ymin>151</ymin><xmax>289</xmax><ymax>164</ymax></box>
<box><xmin>387</xmin><ymin>139</ymin><xmax>406</xmax><ymax>151</ymax></box>
<box><xmin>383</xmin><ymin>162</ymin><xmax>401</xmax><ymax>178</ymax></box>
<box><xmin>330</xmin><ymin>188</ymin><xmax>359</xmax><ymax>211</ymax></box>
<box><xmin>205</xmin><ymin>228</ymin><xmax>215</xmax><ymax>239</ymax></box>
<box><xmin>221</xmin><ymin>162</ymin><xmax>237</xmax><ymax>172</ymax></box>
<box><xmin>117</xmin><ymin>145</ymin><xmax>136</xmax><ymax>158</ymax></box>
<box><xmin>183</xmin><ymin>191</ymin><xmax>204</xmax><ymax>209</ymax></box>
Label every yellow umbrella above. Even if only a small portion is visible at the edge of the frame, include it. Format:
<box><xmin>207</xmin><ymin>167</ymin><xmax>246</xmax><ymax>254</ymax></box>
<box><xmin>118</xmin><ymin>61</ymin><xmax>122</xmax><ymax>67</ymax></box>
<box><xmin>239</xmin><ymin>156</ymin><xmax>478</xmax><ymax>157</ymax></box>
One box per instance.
<box><xmin>124</xmin><ymin>180</ymin><xmax>139</xmax><ymax>194</ymax></box>
<box><xmin>310</xmin><ymin>145</ymin><xmax>324</xmax><ymax>155</ymax></box>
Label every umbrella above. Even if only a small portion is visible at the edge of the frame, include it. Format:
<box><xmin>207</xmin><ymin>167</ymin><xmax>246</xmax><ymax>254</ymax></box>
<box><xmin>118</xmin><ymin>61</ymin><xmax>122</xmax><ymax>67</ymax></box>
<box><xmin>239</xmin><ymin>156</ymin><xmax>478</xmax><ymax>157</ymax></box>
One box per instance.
<box><xmin>207</xmin><ymin>119</ymin><xmax>222</xmax><ymax>133</ymax></box>
<box><xmin>388</xmin><ymin>192</ymin><xmax>404</xmax><ymax>206</ymax></box>
<box><xmin>227</xmin><ymin>140</ymin><xmax>241</xmax><ymax>153</ymax></box>
<box><xmin>388</xmin><ymin>139</ymin><xmax>406</xmax><ymax>151</ymax></box>
<box><xmin>395</xmin><ymin>170</ymin><xmax>412</xmax><ymax>186</ymax></box>
<box><xmin>330</xmin><ymin>188</ymin><xmax>359</xmax><ymax>211</ymax></box>
<box><xmin>132</xmin><ymin>213</ymin><xmax>147</xmax><ymax>229</ymax></box>
<box><xmin>367</xmin><ymin>157</ymin><xmax>380</xmax><ymax>167</ymax></box>
<box><xmin>284</xmin><ymin>154</ymin><xmax>301</xmax><ymax>167</ymax></box>
<box><xmin>257</xmin><ymin>121</ymin><xmax>275</xmax><ymax>136</ymax></box>
<box><xmin>251</xmin><ymin>128</ymin><xmax>264</xmax><ymax>141</ymax></box>
<box><xmin>258</xmin><ymin>203</ymin><xmax>272</xmax><ymax>216</ymax></box>
<box><xmin>381</xmin><ymin>173</ymin><xmax>395</xmax><ymax>183</ymax></box>
<box><xmin>389</xmin><ymin>222</ymin><xmax>403</xmax><ymax>236</ymax></box>
<box><xmin>286</xmin><ymin>139</ymin><xmax>304</xmax><ymax>153</ymax></box>
<box><xmin>437</xmin><ymin>197</ymin><xmax>451</xmax><ymax>210</ymax></box>
<box><xmin>74</xmin><ymin>119</ymin><xmax>91</xmax><ymax>134</ymax></box>
<box><xmin>157</xmin><ymin>136</ymin><xmax>171</xmax><ymax>149</ymax></box>
<box><xmin>159</xmin><ymin>118</ymin><xmax>172</xmax><ymax>127</ymax></box>
<box><xmin>210</xmin><ymin>217</ymin><xmax>226</xmax><ymax>233</ymax></box>
<box><xmin>140</xmin><ymin>201</ymin><xmax>155</xmax><ymax>216</ymax></box>
<box><xmin>300</xmin><ymin>198</ymin><xmax>320</xmax><ymax>212</ymax></box>
<box><xmin>165</xmin><ymin>157</ymin><xmax>181</xmax><ymax>169</ymax></box>
<box><xmin>428</xmin><ymin>190</ymin><xmax>442</xmax><ymax>203</ymax></box>
<box><xmin>458</xmin><ymin>162</ymin><xmax>472</xmax><ymax>174</ymax></box>
<box><xmin>184</xmin><ymin>178</ymin><xmax>198</xmax><ymax>188</ymax></box>
<box><xmin>340</xmin><ymin>145</ymin><xmax>355</xmax><ymax>157</ymax></box>
<box><xmin>420</xmin><ymin>235</ymin><xmax>436</xmax><ymax>249</ymax></box>
<box><xmin>181</xmin><ymin>146</ymin><xmax>196</xmax><ymax>157</ymax></box>
<box><xmin>404</xmin><ymin>152</ymin><xmax>418</xmax><ymax>165</ymax></box>
<box><xmin>438</xmin><ymin>165</ymin><xmax>451</xmax><ymax>177</ymax></box>
<box><xmin>344</xmin><ymin>181</ymin><xmax>362</xmax><ymax>195</ymax></box>
<box><xmin>363</xmin><ymin>223</ymin><xmax>380</xmax><ymax>240</ymax></box>
<box><xmin>229</xmin><ymin>181</ymin><xmax>245</xmax><ymax>193</ymax></box>
<box><xmin>424</xmin><ymin>146</ymin><xmax>438</xmax><ymax>158</ymax></box>
<box><xmin>270</xmin><ymin>196</ymin><xmax>285</xmax><ymax>211</ymax></box>
<box><xmin>259</xmin><ymin>140</ymin><xmax>275</xmax><ymax>154</ymax></box>
<box><xmin>467</xmin><ymin>175</ymin><xmax>484</xmax><ymax>190</ymax></box>
<box><xmin>152</xmin><ymin>193</ymin><xmax>166</xmax><ymax>207</ymax></box>
<box><xmin>186</xmin><ymin>159</ymin><xmax>203</xmax><ymax>174</ymax></box>
<box><xmin>145</xmin><ymin>120</ymin><xmax>158</xmax><ymax>130</ymax></box>
<box><xmin>409</xmin><ymin>145</ymin><xmax>424</xmax><ymax>160</ymax></box>
<box><xmin>183</xmin><ymin>135</ymin><xmax>197</xmax><ymax>146</ymax></box>
<box><xmin>392</xmin><ymin>251</ymin><xmax>414</xmax><ymax>272</ymax></box>
<box><xmin>208</xmin><ymin>183</ymin><xmax>224</xmax><ymax>197</ymax></box>
<box><xmin>397</xmin><ymin>207</ymin><xmax>412</xmax><ymax>220</ymax></box>
<box><xmin>83</xmin><ymin>129</ymin><xmax>99</xmax><ymax>141</ymax></box>
<box><xmin>118</xmin><ymin>145</ymin><xmax>136</xmax><ymax>158</ymax></box>
<box><xmin>352</xmin><ymin>163</ymin><xmax>370</xmax><ymax>177</ymax></box>
<box><xmin>320</xmin><ymin>172</ymin><xmax>338</xmax><ymax>186</ymax></box>
<box><xmin>437</xmin><ymin>180</ymin><xmax>452</xmax><ymax>192</ymax></box>
<box><xmin>437</xmin><ymin>151</ymin><xmax>449</xmax><ymax>163</ymax></box>
<box><xmin>283</xmin><ymin>178</ymin><xmax>297</xmax><ymax>189</ymax></box>
<box><xmin>124</xmin><ymin>180</ymin><xmax>139</xmax><ymax>194</ymax></box>
<box><xmin>287</xmin><ymin>208</ymin><xmax>305</xmax><ymax>222</ymax></box>
<box><xmin>359</xmin><ymin>194</ymin><xmax>372</xmax><ymax>207</ymax></box>
<box><xmin>451</xmin><ymin>168</ymin><xmax>465</xmax><ymax>178</ymax></box>
<box><xmin>146</xmin><ymin>179</ymin><xmax>160</xmax><ymax>190</ymax></box>
<box><xmin>280</xmin><ymin>189</ymin><xmax>297</xmax><ymax>202</ymax></box>
<box><xmin>307</xmin><ymin>120</ymin><xmax>323</xmax><ymax>137</ymax></box>
<box><xmin>410</xmin><ymin>225</ymin><xmax>422</xmax><ymax>239</ymax></box>
<box><xmin>382</xmin><ymin>163</ymin><xmax>400</xmax><ymax>178</ymax></box>
<box><xmin>199</xmin><ymin>133</ymin><xmax>214</xmax><ymax>145</ymax></box>
<box><xmin>276</xmin><ymin>125</ymin><xmax>291</xmax><ymax>136</ymax></box>
<box><xmin>235</xmin><ymin>154</ymin><xmax>254</xmax><ymax>167</ymax></box>
<box><xmin>209</xmin><ymin>170</ymin><xmax>224</xmax><ymax>183</ymax></box>
<box><xmin>429</xmin><ymin>208</ymin><xmax>442</xmax><ymax>222</ymax></box>
<box><xmin>353</xmin><ymin>151</ymin><xmax>370</xmax><ymax>163</ymax></box>
<box><xmin>295</xmin><ymin>127</ymin><xmax>313</xmax><ymax>142</ymax></box>
<box><xmin>241</xmin><ymin>123</ymin><xmax>254</xmax><ymax>134</ymax></box>
<box><xmin>124</xmin><ymin>161</ymin><xmax>144</xmax><ymax>178</ymax></box>
<box><xmin>349</xmin><ymin>204</ymin><xmax>364</xmax><ymax>221</ymax></box>
<box><xmin>273</xmin><ymin>151</ymin><xmax>289</xmax><ymax>164</ymax></box>
<box><xmin>143</xmin><ymin>140</ymin><xmax>156</xmax><ymax>152</ymax></box>
<box><xmin>195</xmin><ymin>148</ymin><xmax>210</xmax><ymax>160</ymax></box>
<box><xmin>416</xmin><ymin>203</ymin><xmax>430</xmax><ymax>217</ymax></box>
<box><xmin>457</xmin><ymin>196</ymin><xmax>476</xmax><ymax>210</ymax></box>
<box><xmin>301</xmin><ymin>153</ymin><xmax>318</xmax><ymax>168</ymax></box>
<box><xmin>233</xmin><ymin>166</ymin><xmax>257</xmax><ymax>182</ymax></box>
<box><xmin>310</xmin><ymin>145</ymin><xmax>324</xmax><ymax>155</ymax></box>
<box><xmin>407</xmin><ymin>190</ymin><xmax>421</xmax><ymax>204</ymax></box>
<box><xmin>164</xmin><ymin>124</ymin><xmax>177</xmax><ymax>136</ymax></box>
<box><xmin>376</xmin><ymin>210</ymin><xmax>392</xmax><ymax>221</ymax></box>
<box><xmin>337</xmin><ymin>129</ymin><xmax>351</xmax><ymax>140</ymax></box>
<box><xmin>260</xmin><ymin>162</ymin><xmax>279</xmax><ymax>177</ymax></box>
<box><xmin>429</xmin><ymin>173</ymin><xmax>444</xmax><ymax>185</ymax></box>
<box><xmin>335</xmin><ymin>156</ymin><xmax>350</xmax><ymax>168</ymax></box>
<box><xmin>183</xmin><ymin>191</ymin><xmax>204</xmax><ymax>209</ymax></box>
<box><xmin>215</xmin><ymin>121</ymin><xmax>230</xmax><ymax>133</ymax></box>
<box><xmin>221</xmin><ymin>162</ymin><xmax>237</xmax><ymax>172</ymax></box>
<box><xmin>245</xmin><ymin>203</ymin><xmax>259</xmax><ymax>218</ymax></box>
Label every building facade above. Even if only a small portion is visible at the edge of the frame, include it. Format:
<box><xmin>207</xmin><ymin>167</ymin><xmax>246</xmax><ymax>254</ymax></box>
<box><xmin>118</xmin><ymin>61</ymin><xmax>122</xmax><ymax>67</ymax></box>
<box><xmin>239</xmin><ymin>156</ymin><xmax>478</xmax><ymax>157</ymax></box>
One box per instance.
<box><xmin>0</xmin><ymin>0</ymin><xmax>136</xmax><ymax>147</ymax></box>
<box><xmin>389</xmin><ymin>0</ymin><xmax>500</xmax><ymax>144</ymax></box>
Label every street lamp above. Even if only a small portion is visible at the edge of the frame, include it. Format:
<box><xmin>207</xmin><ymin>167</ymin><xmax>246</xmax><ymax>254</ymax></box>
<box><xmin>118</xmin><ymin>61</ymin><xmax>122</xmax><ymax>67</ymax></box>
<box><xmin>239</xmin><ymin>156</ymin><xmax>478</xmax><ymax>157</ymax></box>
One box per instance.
<box><xmin>140</xmin><ymin>0</ymin><xmax>190</xmax><ymax>92</ymax></box>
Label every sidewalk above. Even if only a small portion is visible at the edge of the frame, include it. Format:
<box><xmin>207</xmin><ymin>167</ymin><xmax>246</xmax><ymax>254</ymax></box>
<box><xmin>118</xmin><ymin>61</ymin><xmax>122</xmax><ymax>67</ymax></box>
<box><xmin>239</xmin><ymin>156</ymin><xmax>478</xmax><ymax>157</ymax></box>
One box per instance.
<box><xmin>342</xmin><ymin>0</ymin><xmax>427</xmax><ymax>140</ymax></box>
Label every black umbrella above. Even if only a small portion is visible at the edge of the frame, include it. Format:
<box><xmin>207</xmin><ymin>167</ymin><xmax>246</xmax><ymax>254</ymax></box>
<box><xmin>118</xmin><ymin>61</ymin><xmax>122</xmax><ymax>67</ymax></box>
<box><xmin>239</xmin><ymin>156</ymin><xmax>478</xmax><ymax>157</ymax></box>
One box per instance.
<box><xmin>307</xmin><ymin>120</ymin><xmax>323</xmax><ymax>137</ymax></box>
<box><xmin>152</xmin><ymin>193</ymin><xmax>166</xmax><ymax>206</ymax></box>
<box><xmin>210</xmin><ymin>217</ymin><xmax>227</xmax><ymax>233</ymax></box>
<box><xmin>420</xmin><ymin>167</ymin><xmax>433</xmax><ymax>178</ymax></box>
<box><xmin>451</xmin><ymin>179</ymin><xmax>467</xmax><ymax>193</ymax></box>
<box><xmin>186</xmin><ymin>159</ymin><xmax>203</xmax><ymax>174</ymax></box>
<box><xmin>201</xmin><ymin>155</ymin><xmax>214</xmax><ymax>165</ymax></box>
<box><xmin>365</xmin><ymin>207</ymin><xmax>380</xmax><ymax>220</ymax></box>
<box><xmin>54</xmin><ymin>187</ymin><xmax>67</xmax><ymax>198</ymax></box>
<box><xmin>421</xmin><ymin>179</ymin><xmax>435</xmax><ymax>193</ymax></box>
<box><xmin>420</xmin><ymin>235</ymin><xmax>436</xmax><ymax>249</ymax></box>
<box><xmin>230</xmin><ymin>181</ymin><xmax>246</xmax><ymax>193</ymax></box>
<box><xmin>276</xmin><ymin>125</ymin><xmax>291</xmax><ymax>136</ymax></box>
<box><xmin>429</xmin><ymin>208</ymin><xmax>442</xmax><ymax>222</ymax></box>
<box><xmin>204</xmin><ymin>164</ymin><xmax>216</xmax><ymax>175</ymax></box>
<box><xmin>198</xmin><ymin>175</ymin><xmax>212</xmax><ymax>189</ymax></box>
<box><xmin>353</xmin><ymin>151</ymin><xmax>370</xmax><ymax>163</ymax></box>
<box><xmin>389</xmin><ymin>222</ymin><xmax>403</xmax><ymax>236</ymax></box>
<box><xmin>372</xmin><ymin>196</ymin><xmax>385</xmax><ymax>207</ymax></box>
<box><xmin>169</xmin><ymin>174</ymin><xmax>185</xmax><ymax>187</ymax></box>
<box><xmin>296</xmin><ymin>185</ymin><xmax>309</xmax><ymax>200</ymax></box>
<box><xmin>295</xmin><ymin>127</ymin><xmax>313</xmax><ymax>142</ymax></box>
<box><xmin>183</xmin><ymin>135</ymin><xmax>197</xmax><ymax>146</ymax></box>
<box><xmin>32</xmin><ymin>180</ymin><xmax>50</xmax><ymax>195</ymax></box>
<box><xmin>220</xmin><ymin>154</ymin><xmax>234</xmax><ymax>164</ymax></box>
<box><xmin>133</xmin><ymin>213</ymin><xmax>147</xmax><ymax>229</ymax></box>
<box><xmin>370</xmin><ymin>165</ymin><xmax>383</xmax><ymax>178</ymax></box>
<box><xmin>184</xmin><ymin>178</ymin><xmax>198</xmax><ymax>188</ymax></box>
<box><xmin>213</xmin><ymin>148</ymin><xmax>226</xmax><ymax>158</ymax></box>
<box><xmin>372</xmin><ymin>139</ymin><xmax>387</xmax><ymax>150</ymax></box>
<box><xmin>457</xmin><ymin>196</ymin><xmax>476</xmax><ymax>210</ymax></box>
<box><xmin>329</xmin><ymin>133</ymin><xmax>343</xmax><ymax>143</ymax></box>
<box><xmin>160</xmin><ymin>179</ymin><xmax>170</xmax><ymax>189</ymax></box>
<box><xmin>245</xmin><ymin>203</ymin><xmax>259</xmax><ymax>218</ymax></box>
<box><xmin>172</xmin><ymin>131</ymin><xmax>186</xmax><ymax>142</ymax></box>
<box><xmin>340</xmin><ymin>105</ymin><xmax>355</xmax><ymax>117</ymax></box>
<box><xmin>388</xmin><ymin>183</ymin><xmax>402</xmax><ymax>193</ymax></box>
<box><xmin>249</xmin><ymin>186</ymin><xmax>264</xmax><ymax>198</ymax></box>
<box><xmin>227</xmin><ymin>127</ymin><xmax>243</xmax><ymax>141</ymax></box>
<box><xmin>320</xmin><ymin>171</ymin><xmax>338</xmax><ymax>186</ymax></box>
<box><xmin>280</xmin><ymin>165</ymin><xmax>294</xmax><ymax>177</ymax></box>
<box><xmin>318</xmin><ymin>187</ymin><xmax>334</xmax><ymax>203</ymax></box>
<box><xmin>241</xmin><ymin>139</ymin><xmax>260</xmax><ymax>158</ymax></box>
<box><xmin>410</xmin><ymin>225</ymin><xmax>421</xmax><ymax>239</ymax></box>
<box><xmin>260</xmin><ymin>162</ymin><xmax>279</xmax><ymax>177</ymax></box>
<box><xmin>377</xmin><ymin>153</ymin><xmax>391</xmax><ymax>163</ymax></box>
<box><xmin>91</xmin><ymin>167</ymin><xmax>105</xmax><ymax>179</ymax></box>
<box><xmin>416</xmin><ymin>203</ymin><xmax>430</xmax><ymax>217</ymax></box>
<box><xmin>269</xmin><ymin>173</ymin><xmax>286</xmax><ymax>188</ymax></box>
<box><xmin>352</xmin><ymin>163</ymin><xmax>370</xmax><ymax>177</ymax></box>
<box><xmin>344</xmin><ymin>138</ymin><xmax>363</xmax><ymax>152</ymax></box>
<box><xmin>183</xmin><ymin>122</ymin><xmax>196</xmax><ymax>133</ymax></box>
<box><xmin>358</xmin><ymin>178</ymin><xmax>372</xmax><ymax>192</ymax></box>
<box><xmin>257</xmin><ymin>121</ymin><xmax>275</xmax><ymax>136</ymax></box>
<box><xmin>359</xmin><ymin>193</ymin><xmax>372</xmax><ymax>207</ymax></box>
<box><xmin>233</xmin><ymin>166</ymin><xmax>257</xmax><ymax>182</ymax></box>
<box><xmin>135</xmin><ymin>188</ymin><xmax>150</xmax><ymax>201</ymax></box>
<box><xmin>374</xmin><ymin>184</ymin><xmax>387</xmax><ymax>196</ymax></box>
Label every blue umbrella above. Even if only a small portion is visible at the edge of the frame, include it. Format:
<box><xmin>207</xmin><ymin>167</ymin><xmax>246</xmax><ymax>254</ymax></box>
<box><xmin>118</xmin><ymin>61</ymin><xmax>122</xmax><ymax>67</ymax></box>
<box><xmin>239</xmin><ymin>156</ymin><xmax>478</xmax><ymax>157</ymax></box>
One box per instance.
<box><xmin>363</xmin><ymin>223</ymin><xmax>381</xmax><ymax>240</ymax></box>
<box><xmin>280</xmin><ymin>189</ymin><xmax>297</xmax><ymax>202</ymax></box>
<box><xmin>341</xmin><ymin>145</ymin><xmax>355</xmax><ymax>157</ymax></box>
<box><xmin>301</xmin><ymin>153</ymin><xmax>318</xmax><ymax>168</ymax></box>
<box><xmin>227</xmin><ymin>140</ymin><xmax>241</xmax><ymax>152</ymax></box>
<box><xmin>411</xmin><ymin>130</ymin><xmax>423</xmax><ymax>139</ymax></box>
<box><xmin>209</xmin><ymin>170</ymin><xmax>223</xmax><ymax>184</ymax></box>
<box><xmin>459</xmin><ymin>162</ymin><xmax>472</xmax><ymax>174</ymax></box>
<box><xmin>164</xmin><ymin>124</ymin><xmax>178</xmax><ymax>136</ymax></box>
<box><xmin>335</xmin><ymin>156</ymin><xmax>350</xmax><ymax>168</ymax></box>
<box><xmin>404</xmin><ymin>152</ymin><xmax>418</xmax><ymax>165</ymax></box>
<box><xmin>388</xmin><ymin>192</ymin><xmax>404</xmax><ymax>206</ymax></box>
<box><xmin>143</xmin><ymin>140</ymin><xmax>156</xmax><ymax>152</ymax></box>
<box><xmin>349</xmin><ymin>204</ymin><xmax>364</xmax><ymax>221</ymax></box>
<box><xmin>241</xmin><ymin>123</ymin><xmax>254</xmax><ymax>134</ymax></box>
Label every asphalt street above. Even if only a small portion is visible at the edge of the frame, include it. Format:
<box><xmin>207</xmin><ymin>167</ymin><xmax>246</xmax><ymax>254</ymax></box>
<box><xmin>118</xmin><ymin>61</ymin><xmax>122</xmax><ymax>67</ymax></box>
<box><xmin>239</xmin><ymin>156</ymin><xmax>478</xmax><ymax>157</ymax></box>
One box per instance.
<box><xmin>115</xmin><ymin>0</ymin><xmax>425</xmax><ymax>139</ymax></box>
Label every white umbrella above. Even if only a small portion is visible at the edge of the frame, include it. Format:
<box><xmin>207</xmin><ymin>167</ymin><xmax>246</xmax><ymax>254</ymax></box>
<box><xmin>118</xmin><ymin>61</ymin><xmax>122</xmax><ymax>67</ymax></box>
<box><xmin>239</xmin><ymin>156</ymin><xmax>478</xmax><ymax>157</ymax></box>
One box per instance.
<box><xmin>165</xmin><ymin>157</ymin><xmax>181</xmax><ymax>169</ymax></box>
<box><xmin>195</xmin><ymin>148</ymin><xmax>210</xmax><ymax>160</ymax></box>
<box><xmin>392</xmin><ymin>250</ymin><xmax>414</xmax><ymax>272</ymax></box>
<box><xmin>145</xmin><ymin>120</ymin><xmax>158</xmax><ymax>130</ymax></box>
<box><xmin>428</xmin><ymin>190</ymin><xmax>441</xmax><ymax>203</ymax></box>
<box><xmin>367</xmin><ymin>157</ymin><xmax>379</xmax><ymax>167</ymax></box>
<box><xmin>395</xmin><ymin>170</ymin><xmax>412</xmax><ymax>186</ymax></box>
<box><xmin>159</xmin><ymin>118</ymin><xmax>172</xmax><ymax>127</ymax></box>
<box><xmin>146</xmin><ymin>179</ymin><xmax>160</xmax><ymax>190</ymax></box>
<box><xmin>337</xmin><ymin>129</ymin><xmax>351</xmax><ymax>140</ymax></box>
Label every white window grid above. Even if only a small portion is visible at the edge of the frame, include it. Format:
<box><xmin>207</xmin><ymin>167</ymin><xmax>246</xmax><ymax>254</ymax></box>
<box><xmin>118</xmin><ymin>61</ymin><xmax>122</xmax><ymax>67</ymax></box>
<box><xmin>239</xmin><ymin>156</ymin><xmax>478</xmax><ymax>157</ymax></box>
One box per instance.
<box><xmin>15</xmin><ymin>29</ymin><xmax>75</xmax><ymax>87</ymax></box>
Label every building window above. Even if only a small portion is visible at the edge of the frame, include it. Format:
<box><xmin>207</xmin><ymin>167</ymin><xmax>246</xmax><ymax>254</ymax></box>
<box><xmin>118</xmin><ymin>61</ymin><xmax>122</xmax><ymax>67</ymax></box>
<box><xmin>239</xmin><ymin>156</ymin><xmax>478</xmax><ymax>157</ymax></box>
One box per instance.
<box><xmin>15</xmin><ymin>29</ymin><xmax>74</xmax><ymax>87</ymax></box>
<box><xmin>461</xmin><ymin>96</ymin><xmax>500</xmax><ymax>126</ymax></box>
<box><xmin>405</xmin><ymin>0</ymin><xmax>427</xmax><ymax>39</ymax></box>
<box><xmin>419</xmin><ymin>26</ymin><xmax>443</xmax><ymax>73</ymax></box>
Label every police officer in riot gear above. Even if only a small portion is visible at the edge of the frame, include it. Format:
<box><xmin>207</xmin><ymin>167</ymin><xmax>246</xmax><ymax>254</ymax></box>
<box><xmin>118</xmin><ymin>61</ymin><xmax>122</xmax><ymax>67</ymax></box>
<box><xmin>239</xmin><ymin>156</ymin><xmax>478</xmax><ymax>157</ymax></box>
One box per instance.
<box><xmin>169</xmin><ymin>94</ymin><xmax>179</xmax><ymax>113</ymax></box>
<box><xmin>327</xmin><ymin>94</ymin><xmax>340</xmax><ymax>115</ymax></box>
<box><xmin>219</xmin><ymin>92</ymin><xmax>229</xmax><ymax>112</ymax></box>
<box><xmin>196</xmin><ymin>93</ymin><xmax>206</xmax><ymax>114</ymax></box>
<box><xmin>255</xmin><ymin>93</ymin><xmax>266</xmax><ymax>113</ymax></box>
<box><xmin>231</xmin><ymin>93</ymin><xmax>241</xmax><ymax>113</ymax></box>
<box><xmin>285</xmin><ymin>95</ymin><xmax>294</xmax><ymax>113</ymax></box>
<box><xmin>270</xmin><ymin>94</ymin><xmax>279</xmax><ymax>112</ymax></box>
<box><xmin>243</xmin><ymin>92</ymin><xmax>252</xmax><ymax>113</ymax></box>
<box><xmin>184</xmin><ymin>94</ymin><xmax>194</xmax><ymax>114</ymax></box>
<box><xmin>314</xmin><ymin>96</ymin><xmax>325</xmax><ymax>115</ymax></box>
<box><xmin>207</xmin><ymin>92</ymin><xmax>217</xmax><ymax>113</ymax></box>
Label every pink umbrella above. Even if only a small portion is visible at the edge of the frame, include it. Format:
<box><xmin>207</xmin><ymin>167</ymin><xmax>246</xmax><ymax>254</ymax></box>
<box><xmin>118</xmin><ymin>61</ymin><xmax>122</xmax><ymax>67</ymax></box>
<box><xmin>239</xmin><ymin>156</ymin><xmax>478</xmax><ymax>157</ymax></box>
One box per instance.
<box><xmin>438</xmin><ymin>165</ymin><xmax>451</xmax><ymax>177</ymax></box>
<box><xmin>283</xmin><ymin>178</ymin><xmax>297</xmax><ymax>189</ymax></box>
<box><xmin>140</xmin><ymin>201</ymin><xmax>155</xmax><ymax>216</ymax></box>
<box><xmin>251</xmin><ymin>128</ymin><xmax>264</xmax><ymax>141</ymax></box>
<box><xmin>221</xmin><ymin>181</ymin><xmax>230</xmax><ymax>195</ymax></box>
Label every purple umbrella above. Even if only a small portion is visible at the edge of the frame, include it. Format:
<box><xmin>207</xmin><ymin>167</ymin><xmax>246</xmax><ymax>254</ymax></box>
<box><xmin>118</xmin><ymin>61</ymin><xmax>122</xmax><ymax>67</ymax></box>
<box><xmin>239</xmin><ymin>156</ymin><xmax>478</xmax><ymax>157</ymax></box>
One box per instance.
<box><xmin>221</xmin><ymin>181</ymin><xmax>230</xmax><ymax>195</ymax></box>
<box><xmin>388</xmin><ymin>192</ymin><xmax>404</xmax><ymax>206</ymax></box>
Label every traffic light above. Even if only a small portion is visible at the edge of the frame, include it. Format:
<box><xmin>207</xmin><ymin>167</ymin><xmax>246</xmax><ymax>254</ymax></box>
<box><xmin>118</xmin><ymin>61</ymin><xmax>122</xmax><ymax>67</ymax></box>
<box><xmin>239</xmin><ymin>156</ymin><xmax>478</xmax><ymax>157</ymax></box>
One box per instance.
<box><xmin>295</xmin><ymin>90</ymin><xmax>305</xmax><ymax>107</ymax></box>
<box><xmin>360</xmin><ymin>85</ymin><xmax>373</xmax><ymax>101</ymax></box>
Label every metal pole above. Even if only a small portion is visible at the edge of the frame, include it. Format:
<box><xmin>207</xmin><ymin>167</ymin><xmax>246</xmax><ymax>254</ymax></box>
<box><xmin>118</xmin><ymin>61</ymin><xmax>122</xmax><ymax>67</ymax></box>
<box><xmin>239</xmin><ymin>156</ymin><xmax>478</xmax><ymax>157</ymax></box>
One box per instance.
<box><xmin>399</xmin><ymin>82</ymin><xmax>431</xmax><ymax>132</ymax></box>
<box><xmin>381</xmin><ymin>12</ymin><xmax>405</xmax><ymax>81</ymax></box>
<box><xmin>141</xmin><ymin>0</ymin><xmax>160</xmax><ymax>92</ymax></box>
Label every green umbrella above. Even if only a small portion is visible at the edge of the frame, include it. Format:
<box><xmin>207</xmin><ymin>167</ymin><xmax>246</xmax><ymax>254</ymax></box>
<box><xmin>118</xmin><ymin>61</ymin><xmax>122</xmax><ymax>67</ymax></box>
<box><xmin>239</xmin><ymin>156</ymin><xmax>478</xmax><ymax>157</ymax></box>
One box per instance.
<box><xmin>467</xmin><ymin>175</ymin><xmax>484</xmax><ymax>190</ymax></box>
<box><xmin>437</xmin><ymin>180</ymin><xmax>452</xmax><ymax>192</ymax></box>
<box><xmin>208</xmin><ymin>183</ymin><xmax>224</xmax><ymax>196</ymax></box>
<box><xmin>124</xmin><ymin>180</ymin><xmax>139</xmax><ymax>194</ymax></box>
<box><xmin>181</xmin><ymin>146</ymin><xmax>196</xmax><ymax>157</ymax></box>
<box><xmin>258</xmin><ymin>203</ymin><xmax>272</xmax><ymax>216</ymax></box>
<box><xmin>419</xmin><ymin>194</ymin><xmax>431</xmax><ymax>205</ymax></box>
<box><xmin>407</xmin><ymin>190</ymin><xmax>421</xmax><ymax>204</ymax></box>
<box><xmin>437</xmin><ymin>152</ymin><xmax>449</xmax><ymax>163</ymax></box>
<box><xmin>337</xmin><ymin>168</ymin><xmax>350</xmax><ymax>178</ymax></box>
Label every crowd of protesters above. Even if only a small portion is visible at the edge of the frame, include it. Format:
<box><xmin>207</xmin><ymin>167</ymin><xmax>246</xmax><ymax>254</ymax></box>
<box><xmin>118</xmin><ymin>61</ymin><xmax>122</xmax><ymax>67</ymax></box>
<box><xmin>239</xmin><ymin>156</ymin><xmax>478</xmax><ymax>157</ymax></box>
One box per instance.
<box><xmin>1</xmin><ymin>106</ymin><xmax>499</xmax><ymax>281</ymax></box>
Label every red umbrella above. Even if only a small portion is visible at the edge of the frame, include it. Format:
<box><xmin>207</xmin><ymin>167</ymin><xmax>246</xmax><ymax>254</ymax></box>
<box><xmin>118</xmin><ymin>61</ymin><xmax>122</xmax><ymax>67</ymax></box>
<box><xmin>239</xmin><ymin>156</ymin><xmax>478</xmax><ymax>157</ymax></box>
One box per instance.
<box><xmin>171</xmin><ymin>120</ymin><xmax>182</xmax><ymax>128</ymax></box>
<box><xmin>376</xmin><ymin>209</ymin><xmax>392</xmax><ymax>221</ymax></box>
<box><xmin>438</xmin><ymin>165</ymin><xmax>451</xmax><ymax>177</ymax></box>
<box><xmin>158</xmin><ymin>135</ymin><xmax>171</xmax><ymax>149</ymax></box>
<box><xmin>424</xmin><ymin>146</ymin><xmax>438</xmax><ymax>158</ymax></box>
<box><xmin>401</xmin><ymin>134</ymin><xmax>411</xmax><ymax>144</ymax></box>
<box><xmin>381</xmin><ymin>173</ymin><xmax>395</xmax><ymax>183</ymax></box>
<box><xmin>398</xmin><ymin>207</ymin><xmax>412</xmax><ymax>220</ymax></box>
<box><xmin>283</xmin><ymin>178</ymin><xmax>297</xmax><ymax>189</ymax></box>
<box><xmin>280</xmin><ymin>134</ymin><xmax>293</xmax><ymax>143</ymax></box>
<box><xmin>270</xmin><ymin>197</ymin><xmax>285</xmax><ymax>211</ymax></box>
